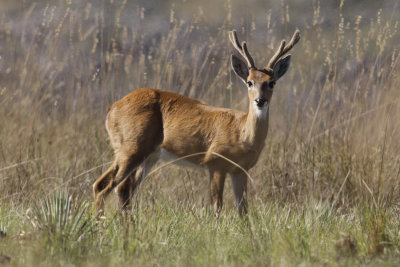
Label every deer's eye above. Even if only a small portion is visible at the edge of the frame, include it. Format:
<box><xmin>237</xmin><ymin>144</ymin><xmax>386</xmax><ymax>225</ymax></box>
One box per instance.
<box><xmin>247</xmin><ymin>80</ymin><xmax>254</xmax><ymax>87</ymax></box>
<box><xmin>269</xmin><ymin>81</ymin><xmax>276</xmax><ymax>89</ymax></box>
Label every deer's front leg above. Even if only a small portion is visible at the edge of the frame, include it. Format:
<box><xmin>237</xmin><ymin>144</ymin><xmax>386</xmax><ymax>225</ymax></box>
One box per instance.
<box><xmin>230</xmin><ymin>172</ymin><xmax>248</xmax><ymax>215</ymax></box>
<box><xmin>208</xmin><ymin>169</ymin><xmax>226</xmax><ymax>216</ymax></box>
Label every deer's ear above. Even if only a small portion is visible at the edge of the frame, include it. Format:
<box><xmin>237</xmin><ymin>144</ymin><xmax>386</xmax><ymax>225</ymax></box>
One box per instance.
<box><xmin>231</xmin><ymin>54</ymin><xmax>249</xmax><ymax>83</ymax></box>
<box><xmin>273</xmin><ymin>55</ymin><xmax>291</xmax><ymax>81</ymax></box>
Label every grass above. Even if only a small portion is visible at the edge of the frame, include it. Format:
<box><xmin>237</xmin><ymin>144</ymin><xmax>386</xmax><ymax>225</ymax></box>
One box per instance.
<box><xmin>1</xmin><ymin>197</ymin><xmax>400</xmax><ymax>266</ymax></box>
<box><xmin>1</xmin><ymin>0</ymin><xmax>400</xmax><ymax>265</ymax></box>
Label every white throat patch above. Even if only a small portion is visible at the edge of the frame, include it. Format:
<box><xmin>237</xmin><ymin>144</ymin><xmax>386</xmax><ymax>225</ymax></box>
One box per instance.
<box><xmin>253</xmin><ymin>101</ymin><xmax>269</xmax><ymax>119</ymax></box>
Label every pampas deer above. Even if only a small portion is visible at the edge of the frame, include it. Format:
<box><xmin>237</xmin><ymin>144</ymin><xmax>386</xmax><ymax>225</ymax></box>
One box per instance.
<box><xmin>93</xmin><ymin>30</ymin><xmax>300</xmax><ymax>215</ymax></box>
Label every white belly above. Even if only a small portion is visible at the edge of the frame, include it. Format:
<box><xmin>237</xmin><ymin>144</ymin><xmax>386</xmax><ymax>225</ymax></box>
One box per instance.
<box><xmin>159</xmin><ymin>149</ymin><xmax>202</xmax><ymax>169</ymax></box>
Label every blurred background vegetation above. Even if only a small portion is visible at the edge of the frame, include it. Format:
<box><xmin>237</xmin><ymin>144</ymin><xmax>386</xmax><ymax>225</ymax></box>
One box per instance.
<box><xmin>1</xmin><ymin>0</ymin><xmax>399</xmax><ymax>204</ymax></box>
<box><xmin>0</xmin><ymin>0</ymin><xmax>400</xmax><ymax>265</ymax></box>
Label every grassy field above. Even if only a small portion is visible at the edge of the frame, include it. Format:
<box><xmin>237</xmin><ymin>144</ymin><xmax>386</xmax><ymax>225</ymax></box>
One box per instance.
<box><xmin>1</xmin><ymin>0</ymin><xmax>400</xmax><ymax>265</ymax></box>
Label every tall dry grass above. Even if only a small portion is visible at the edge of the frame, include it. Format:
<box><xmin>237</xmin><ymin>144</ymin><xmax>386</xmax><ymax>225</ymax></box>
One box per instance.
<box><xmin>0</xmin><ymin>0</ymin><xmax>399</xmax><ymax>215</ymax></box>
<box><xmin>0</xmin><ymin>1</ymin><xmax>400</xmax><ymax>265</ymax></box>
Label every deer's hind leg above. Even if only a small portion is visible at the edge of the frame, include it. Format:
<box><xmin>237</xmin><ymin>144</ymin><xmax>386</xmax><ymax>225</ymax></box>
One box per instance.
<box><xmin>93</xmin><ymin>150</ymin><xmax>149</xmax><ymax>213</ymax></box>
<box><xmin>115</xmin><ymin>170</ymin><xmax>136</xmax><ymax>210</ymax></box>
<box><xmin>94</xmin><ymin>139</ymin><xmax>163</xmax><ymax>213</ymax></box>
<box><xmin>116</xmin><ymin>149</ymin><xmax>160</xmax><ymax>210</ymax></box>
<box><xmin>93</xmin><ymin>163</ymin><xmax>119</xmax><ymax>213</ymax></box>
<box><xmin>95</xmin><ymin>101</ymin><xmax>163</xmax><ymax>213</ymax></box>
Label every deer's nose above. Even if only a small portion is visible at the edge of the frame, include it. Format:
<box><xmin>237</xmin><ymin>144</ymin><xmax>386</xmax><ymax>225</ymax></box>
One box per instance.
<box><xmin>255</xmin><ymin>98</ymin><xmax>267</xmax><ymax>108</ymax></box>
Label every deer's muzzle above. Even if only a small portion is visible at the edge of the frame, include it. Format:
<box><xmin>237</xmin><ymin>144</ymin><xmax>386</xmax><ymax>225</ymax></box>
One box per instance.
<box><xmin>255</xmin><ymin>98</ymin><xmax>267</xmax><ymax>108</ymax></box>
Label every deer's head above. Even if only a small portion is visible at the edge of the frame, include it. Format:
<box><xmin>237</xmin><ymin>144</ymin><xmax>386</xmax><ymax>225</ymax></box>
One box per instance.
<box><xmin>229</xmin><ymin>30</ymin><xmax>300</xmax><ymax>118</ymax></box>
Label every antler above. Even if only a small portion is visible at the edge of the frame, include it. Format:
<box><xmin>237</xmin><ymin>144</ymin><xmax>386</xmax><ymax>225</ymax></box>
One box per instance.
<box><xmin>266</xmin><ymin>30</ymin><xmax>301</xmax><ymax>71</ymax></box>
<box><xmin>229</xmin><ymin>30</ymin><xmax>256</xmax><ymax>69</ymax></box>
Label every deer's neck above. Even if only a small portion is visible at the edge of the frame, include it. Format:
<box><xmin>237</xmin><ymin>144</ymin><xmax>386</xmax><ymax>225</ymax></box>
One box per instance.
<box><xmin>240</xmin><ymin>101</ymin><xmax>270</xmax><ymax>150</ymax></box>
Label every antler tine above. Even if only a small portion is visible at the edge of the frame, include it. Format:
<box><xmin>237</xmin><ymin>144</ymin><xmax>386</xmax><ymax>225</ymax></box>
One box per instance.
<box><xmin>266</xmin><ymin>40</ymin><xmax>285</xmax><ymax>70</ymax></box>
<box><xmin>267</xmin><ymin>30</ymin><xmax>301</xmax><ymax>70</ymax></box>
<box><xmin>229</xmin><ymin>30</ymin><xmax>243</xmax><ymax>52</ymax></box>
<box><xmin>229</xmin><ymin>30</ymin><xmax>256</xmax><ymax>69</ymax></box>
<box><xmin>280</xmin><ymin>30</ymin><xmax>301</xmax><ymax>58</ymax></box>
<box><xmin>241</xmin><ymin>42</ymin><xmax>256</xmax><ymax>69</ymax></box>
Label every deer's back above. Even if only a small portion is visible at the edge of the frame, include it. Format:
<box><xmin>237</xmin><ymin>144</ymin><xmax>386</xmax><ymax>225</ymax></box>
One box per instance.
<box><xmin>106</xmin><ymin>88</ymin><xmax>246</xmax><ymax>164</ymax></box>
